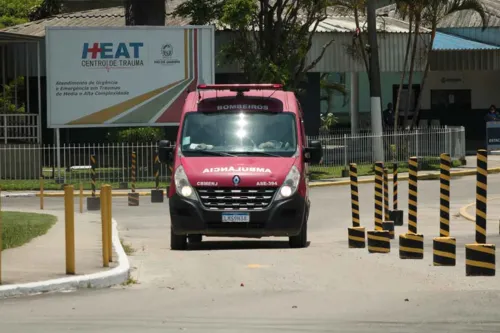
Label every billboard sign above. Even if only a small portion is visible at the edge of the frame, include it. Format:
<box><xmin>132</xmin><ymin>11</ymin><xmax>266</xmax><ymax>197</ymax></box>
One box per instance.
<box><xmin>45</xmin><ymin>26</ymin><xmax>215</xmax><ymax>128</ymax></box>
<box><xmin>487</xmin><ymin>121</ymin><xmax>500</xmax><ymax>151</ymax></box>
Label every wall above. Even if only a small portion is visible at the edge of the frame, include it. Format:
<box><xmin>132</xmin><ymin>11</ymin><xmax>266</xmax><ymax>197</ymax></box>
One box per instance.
<box><xmin>421</xmin><ymin>71</ymin><xmax>500</xmax><ymax>110</ymax></box>
<box><xmin>321</xmin><ymin>71</ymin><xmax>423</xmax><ymax>115</ymax></box>
<box><xmin>215</xmin><ymin>31</ymin><xmax>428</xmax><ymax>74</ymax></box>
<box><xmin>1</xmin><ymin>42</ymin><xmax>46</xmax><ymax>78</ymax></box>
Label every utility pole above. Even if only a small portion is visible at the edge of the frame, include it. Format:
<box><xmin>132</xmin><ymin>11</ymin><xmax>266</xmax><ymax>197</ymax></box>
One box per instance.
<box><xmin>366</xmin><ymin>0</ymin><xmax>384</xmax><ymax>162</ymax></box>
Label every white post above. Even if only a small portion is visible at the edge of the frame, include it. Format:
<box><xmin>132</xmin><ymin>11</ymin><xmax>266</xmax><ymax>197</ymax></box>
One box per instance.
<box><xmin>444</xmin><ymin>125</ymin><xmax>448</xmax><ymax>155</ymax></box>
<box><xmin>416</xmin><ymin>129</ymin><xmax>419</xmax><ymax>157</ymax></box>
<box><xmin>344</xmin><ymin>134</ymin><xmax>348</xmax><ymax>170</ymax></box>
<box><xmin>37</xmin><ymin>41</ymin><xmax>42</xmax><ymax>144</ymax></box>
<box><xmin>447</xmin><ymin>126</ymin><xmax>452</xmax><ymax>156</ymax></box>
<box><xmin>14</xmin><ymin>45</ymin><xmax>17</xmax><ymax>109</ymax></box>
<box><xmin>2</xmin><ymin>45</ymin><xmax>5</xmax><ymax>113</ymax></box>
<box><xmin>56</xmin><ymin>128</ymin><xmax>61</xmax><ymax>181</ymax></box>
<box><xmin>26</xmin><ymin>43</ymin><xmax>30</xmax><ymax>114</ymax></box>
<box><xmin>350</xmin><ymin>72</ymin><xmax>359</xmax><ymax>135</ymax></box>
<box><xmin>3</xmin><ymin>114</ymin><xmax>6</xmax><ymax>144</ymax></box>
<box><xmin>371</xmin><ymin>98</ymin><xmax>384</xmax><ymax>162</ymax></box>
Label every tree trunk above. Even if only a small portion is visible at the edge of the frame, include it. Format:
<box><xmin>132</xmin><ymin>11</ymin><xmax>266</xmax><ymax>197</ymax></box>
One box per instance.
<box><xmin>125</xmin><ymin>0</ymin><xmax>165</xmax><ymax>25</ymax></box>
<box><xmin>410</xmin><ymin>27</ymin><xmax>437</xmax><ymax>130</ymax></box>
<box><xmin>354</xmin><ymin>7</ymin><xmax>370</xmax><ymax>77</ymax></box>
<box><xmin>393</xmin><ymin>12</ymin><xmax>413</xmax><ymax>131</ymax></box>
<box><xmin>402</xmin><ymin>15</ymin><xmax>420</xmax><ymax>129</ymax></box>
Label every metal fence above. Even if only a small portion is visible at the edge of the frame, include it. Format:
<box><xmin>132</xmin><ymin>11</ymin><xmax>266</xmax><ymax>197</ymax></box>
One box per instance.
<box><xmin>309</xmin><ymin>126</ymin><xmax>466</xmax><ymax>177</ymax></box>
<box><xmin>0</xmin><ymin>113</ymin><xmax>40</xmax><ymax>144</ymax></box>
<box><xmin>0</xmin><ymin>126</ymin><xmax>466</xmax><ymax>188</ymax></box>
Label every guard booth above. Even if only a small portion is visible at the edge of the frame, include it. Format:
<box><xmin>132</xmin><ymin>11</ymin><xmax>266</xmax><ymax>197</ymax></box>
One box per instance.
<box><xmin>486</xmin><ymin>121</ymin><xmax>500</xmax><ymax>153</ymax></box>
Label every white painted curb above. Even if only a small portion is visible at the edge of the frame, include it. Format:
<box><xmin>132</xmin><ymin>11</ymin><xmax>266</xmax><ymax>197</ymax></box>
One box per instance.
<box><xmin>1</xmin><ymin>193</ymin><xmax>37</xmax><ymax>198</ymax></box>
<box><xmin>0</xmin><ymin>218</ymin><xmax>130</xmax><ymax>298</ymax></box>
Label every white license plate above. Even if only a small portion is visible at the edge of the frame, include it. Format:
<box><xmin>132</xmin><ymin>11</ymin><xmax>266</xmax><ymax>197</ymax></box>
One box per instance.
<box><xmin>221</xmin><ymin>212</ymin><xmax>250</xmax><ymax>223</ymax></box>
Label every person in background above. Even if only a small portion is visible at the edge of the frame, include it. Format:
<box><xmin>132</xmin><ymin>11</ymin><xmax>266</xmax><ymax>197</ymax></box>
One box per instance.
<box><xmin>383</xmin><ymin>102</ymin><xmax>395</xmax><ymax>130</ymax></box>
<box><xmin>485</xmin><ymin>105</ymin><xmax>499</xmax><ymax>122</ymax></box>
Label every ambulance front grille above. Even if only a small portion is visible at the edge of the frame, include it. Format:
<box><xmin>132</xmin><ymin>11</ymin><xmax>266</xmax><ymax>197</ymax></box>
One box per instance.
<box><xmin>196</xmin><ymin>187</ymin><xmax>277</xmax><ymax>211</ymax></box>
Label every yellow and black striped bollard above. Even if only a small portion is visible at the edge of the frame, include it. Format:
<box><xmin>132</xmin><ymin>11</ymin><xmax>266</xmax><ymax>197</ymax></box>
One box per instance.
<box><xmin>367</xmin><ymin>162</ymin><xmax>391</xmax><ymax>253</ymax></box>
<box><xmin>390</xmin><ymin>162</ymin><xmax>404</xmax><ymax>226</ymax></box>
<box><xmin>367</xmin><ymin>230</ymin><xmax>390</xmax><ymax>254</ymax></box>
<box><xmin>465</xmin><ymin>149</ymin><xmax>495</xmax><ymax>276</ymax></box>
<box><xmin>399</xmin><ymin>157</ymin><xmax>424</xmax><ymax>259</ymax></box>
<box><xmin>348</xmin><ymin>163</ymin><xmax>365</xmax><ymax>248</ymax></box>
<box><xmin>374</xmin><ymin>162</ymin><xmax>384</xmax><ymax>231</ymax></box>
<box><xmin>433</xmin><ymin>153</ymin><xmax>456</xmax><ymax>266</ymax></box>
<box><xmin>382</xmin><ymin>167</ymin><xmax>395</xmax><ymax>239</ymax></box>
<box><xmin>151</xmin><ymin>149</ymin><xmax>165</xmax><ymax>203</ymax></box>
<box><xmin>128</xmin><ymin>151</ymin><xmax>140</xmax><ymax>206</ymax></box>
<box><xmin>87</xmin><ymin>154</ymin><xmax>100</xmax><ymax>211</ymax></box>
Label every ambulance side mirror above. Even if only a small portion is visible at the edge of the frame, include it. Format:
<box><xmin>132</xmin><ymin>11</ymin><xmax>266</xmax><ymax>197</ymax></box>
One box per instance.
<box><xmin>159</xmin><ymin>140</ymin><xmax>174</xmax><ymax>163</ymax></box>
<box><xmin>304</xmin><ymin>140</ymin><xmax>323</xmax><ymax>164</ymax></box>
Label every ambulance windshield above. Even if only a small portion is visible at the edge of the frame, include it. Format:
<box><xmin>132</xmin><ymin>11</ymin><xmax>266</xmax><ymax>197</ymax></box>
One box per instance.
<box><xmin>180</xmin><ymin>112</ymin><xmax>297</xmax><ymax>157</ymax></box>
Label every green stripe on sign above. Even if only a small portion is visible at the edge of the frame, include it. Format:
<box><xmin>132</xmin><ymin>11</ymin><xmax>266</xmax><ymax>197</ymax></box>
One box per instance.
<box><xmin>112</xmin><ymin>79</ymin><xmax>192</xmax><ymax>124</ymax></box>
<box><xmin>113</xmin><ymin>29</ymin><xmax>194</xmax><ymax>124</ymax></box>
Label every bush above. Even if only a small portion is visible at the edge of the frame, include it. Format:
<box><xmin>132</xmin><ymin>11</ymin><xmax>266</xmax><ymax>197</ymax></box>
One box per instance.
<box><xmin>107</xmin><ymin>127</ymin><xmax>163</xmax><ymax>143</ymax></box>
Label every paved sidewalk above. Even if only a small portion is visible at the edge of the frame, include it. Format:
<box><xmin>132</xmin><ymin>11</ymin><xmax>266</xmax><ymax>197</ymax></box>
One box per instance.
<box><xmin>315</xmin><ymin>154</ymin><xmax>500</xmax><ymax>183</ymax></box>
<box><xmin>1</xmin><ymin>189</ymin><xmax>154</xmax><ymax>198</ymax></box>
<box><xmin>1</xmin><ymin>206</ymin><xmax>117</xmax><ymax>285</ymax></box>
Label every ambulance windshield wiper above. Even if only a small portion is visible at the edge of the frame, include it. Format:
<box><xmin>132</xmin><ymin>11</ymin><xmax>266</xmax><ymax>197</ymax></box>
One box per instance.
<box><xmin>239</xmin><ymin>151</ymin><xmax>283</xmax><ymax>157</ymax></box>
<box><xmin>191</xmin><ymin>150</ymin><xmax>238</xmax><ymax>157</ymax></box>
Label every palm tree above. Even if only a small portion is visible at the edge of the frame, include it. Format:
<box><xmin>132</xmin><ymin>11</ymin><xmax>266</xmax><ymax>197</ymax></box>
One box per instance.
<box><xmin>329</xmin><ymin>0</ymin><xmax>370</xmax><ymax>75</ymax></box>
<box><xmin>392</xmin><ymin>0</ymin><xmax>414</xmax><ymax>130</ymax></box>
<box><xmin>401</xmin><ymin>0</ymin><xmax>427</xmax><ymax>129</ymax></box>
<box><xmin>125</xmin><ymin>0</ymin><xmax>166</xmax><ymax>25</ymax></box>
<box><xmin>410</xmin><ymin>0</ymin><xmax>487</xmax><ymax>129</ymax></box>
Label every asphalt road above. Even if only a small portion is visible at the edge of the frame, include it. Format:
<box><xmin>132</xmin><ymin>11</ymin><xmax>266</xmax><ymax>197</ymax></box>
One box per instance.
<box><xmin>2</xmin><ymin>174</ymin><xmax>500</xmax><ymax>332</ymax></box>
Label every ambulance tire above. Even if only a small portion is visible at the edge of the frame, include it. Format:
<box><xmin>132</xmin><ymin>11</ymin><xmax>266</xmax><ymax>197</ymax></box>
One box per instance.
<box><xmin>170</xmin><ymin>227</ymin><xmax>187</xmax><ymax>250</ymax></box>
<box><xmin>289</xmin><ymin>213</ymin><xmax>308</xmax><ymax>248</ymax></box>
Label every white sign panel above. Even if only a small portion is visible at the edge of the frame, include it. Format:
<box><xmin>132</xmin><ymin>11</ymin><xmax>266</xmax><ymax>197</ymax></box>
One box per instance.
<box><xmin>45</xmin><ymin>26</ymin><xmax>215</xmax><ymax>128</ymax></box>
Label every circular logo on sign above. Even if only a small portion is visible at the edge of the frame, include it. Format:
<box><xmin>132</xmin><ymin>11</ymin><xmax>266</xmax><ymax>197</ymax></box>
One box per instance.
<box><xmin>161</xmin><ymin>44</ymin><xmax>173</xmax><ymax>58</ymax></box>
<box><xmin>232</xmin><ymin>175</ymin><xmax>241</xmax><ymax>186</ymax></box>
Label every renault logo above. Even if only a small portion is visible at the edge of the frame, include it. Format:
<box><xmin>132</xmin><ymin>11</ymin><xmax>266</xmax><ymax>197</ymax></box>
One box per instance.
<box><xmin>232</xmin><ymin>175</ymin><xmax>241</xmax><ymax>186</ymax></box>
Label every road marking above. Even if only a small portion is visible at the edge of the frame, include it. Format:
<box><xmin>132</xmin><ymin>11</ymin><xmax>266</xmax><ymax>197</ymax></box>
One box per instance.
<box><xmin>459</xmin><ymin>197</ymin><xmax>500</xmax><ymax>222</ymax></box>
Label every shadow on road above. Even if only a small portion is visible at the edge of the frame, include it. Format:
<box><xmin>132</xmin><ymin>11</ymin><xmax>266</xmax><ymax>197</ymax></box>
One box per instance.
<box><xmin>186</xmin><ymin>240</ymin><xmax>311</xmax><ymax>251</ymax></box>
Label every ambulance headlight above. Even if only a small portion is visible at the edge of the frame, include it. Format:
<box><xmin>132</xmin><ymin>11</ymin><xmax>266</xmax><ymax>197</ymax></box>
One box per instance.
<box><xmin>275</xmin><ymin>166</ymin><xmax>300</xmax><ymax>200</ymax></box>
<box><xmin>174</xmin><ymin>166</ymin><xmax>197</xmax><ymax>201</ymax></box>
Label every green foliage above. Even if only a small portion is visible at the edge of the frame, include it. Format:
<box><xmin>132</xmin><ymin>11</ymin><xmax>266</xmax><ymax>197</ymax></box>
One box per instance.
<box><xmin>0</xmin><ymin>0</ymin><xmax>62</xmax><ymax>27</ymax></box>
<box><xmin>0</xmin><ymin>0</ymin><xmax>42</xmax><ymax>27</ymax></box>
<box><xmin>107</xmin><ymin>127</ymin><xmax>164</xmax><ymax>143</ymax></box>
<box><xmin>29</xmin><ymin>0</ymin><xmax>63</xmax><ymax>21</ymax></box>
<box><xmin>172</xmin><ymin>0</ymin><xmax>333</xmax><ymax>90</ymax></box>
<box><xmin>0</xmin><ymin>76</ymin><xmax>26</xmax><ymax>113</ymax></box>
<box><xmin>170</xmin><ymin>0</ymin><xmax>224</xmax><ymax>25</ymax></box>
<box><xmin>320</xmin><ymin>113</ymin><xmax>338</xmax><ymax>132</ymax></box>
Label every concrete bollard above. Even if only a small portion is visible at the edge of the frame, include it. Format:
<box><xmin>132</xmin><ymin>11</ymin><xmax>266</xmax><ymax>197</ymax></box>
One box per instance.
<box><xmin>465</xmin><ymin>149</ymin><xmax>495</xmax><ymax>276</ymax></box>
<box><xmin>87</xmin><ymin>154</ymin><xmax>100</xmax><ymax>211</ymax></box>
<box><xmin>389</xmin><ymin>162</ymin><xmax>404</xmax><ymax>226</ymax></box>
<box><xmin>347</xmin><ymin>163</ymin><xmax>365</xmax><ymax>248</ymax></box>
<box><xmin>151</xmin><ymin>149</ymin><xmax>164</xmax><ymax>203</ymax></box>
<box><xmin>128</xmin><ymin>151</ymin><xmax>140</xmax><ymax>206</ymax></box>
<box><xmin>433</xmin><ymin>153</ymin><xmax>456</xmax><ymax>266</ymax></box>
<box><xmin>399</xmin><ymin>157</ymin><xmax>424</xmax><ymax>259</ymax></box>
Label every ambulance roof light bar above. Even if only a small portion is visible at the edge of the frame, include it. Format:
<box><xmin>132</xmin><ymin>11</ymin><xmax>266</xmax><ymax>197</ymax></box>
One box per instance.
<box><xmin>197</xmin><ymin>84</ymin><xmax>283</xmax><ymax>92</ymax></box>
